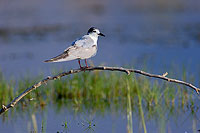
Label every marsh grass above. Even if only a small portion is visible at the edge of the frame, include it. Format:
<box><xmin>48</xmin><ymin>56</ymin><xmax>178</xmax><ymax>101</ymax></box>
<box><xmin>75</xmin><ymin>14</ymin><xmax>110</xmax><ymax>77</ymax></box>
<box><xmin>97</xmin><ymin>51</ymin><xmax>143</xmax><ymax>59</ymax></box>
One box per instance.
<box><xmin>0</xmin><ymin>69</ymin><xmax>198</xmax><ymax>131</ymax></box>
<box><xmin>126</xmin><ymin>79</ymin><xmax>133</xmax><ymax>133</ymax></box>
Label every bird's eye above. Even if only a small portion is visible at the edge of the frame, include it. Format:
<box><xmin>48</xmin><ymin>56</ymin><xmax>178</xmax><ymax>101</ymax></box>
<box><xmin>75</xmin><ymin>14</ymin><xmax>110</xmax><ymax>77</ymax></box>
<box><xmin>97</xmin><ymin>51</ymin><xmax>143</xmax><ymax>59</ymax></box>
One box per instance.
<box><xmin>93</xmin><ymin>30</ymin><xmax>96</xmax><ymax>32</ymax></box>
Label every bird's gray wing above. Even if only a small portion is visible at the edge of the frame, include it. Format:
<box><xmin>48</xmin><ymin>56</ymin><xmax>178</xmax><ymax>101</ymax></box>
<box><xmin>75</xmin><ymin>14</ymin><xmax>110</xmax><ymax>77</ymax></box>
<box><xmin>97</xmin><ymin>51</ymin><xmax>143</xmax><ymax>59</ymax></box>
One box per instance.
<box><xmin>69</xmin><ymin>35</ymin><xmax>94</xmax><ymax>49</ymax></box>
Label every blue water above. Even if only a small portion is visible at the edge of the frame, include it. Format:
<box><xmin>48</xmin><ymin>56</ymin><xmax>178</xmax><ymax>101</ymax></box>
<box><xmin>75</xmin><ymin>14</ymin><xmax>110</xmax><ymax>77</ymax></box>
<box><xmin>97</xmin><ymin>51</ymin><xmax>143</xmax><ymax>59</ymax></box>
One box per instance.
<box><xmin>1</xmin><ymin>103</ymin><xmax>199</xmax><ymax>133</ymax></box>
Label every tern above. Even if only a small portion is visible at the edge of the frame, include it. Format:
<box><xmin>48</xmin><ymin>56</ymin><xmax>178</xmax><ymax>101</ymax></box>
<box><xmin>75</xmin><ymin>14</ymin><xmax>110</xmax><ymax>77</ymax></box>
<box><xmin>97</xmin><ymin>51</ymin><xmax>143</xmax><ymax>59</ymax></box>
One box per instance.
<box><xmin>44</xmin><ymin>27</ymin><xmax>105</xmax><ymax>68</ymax></box>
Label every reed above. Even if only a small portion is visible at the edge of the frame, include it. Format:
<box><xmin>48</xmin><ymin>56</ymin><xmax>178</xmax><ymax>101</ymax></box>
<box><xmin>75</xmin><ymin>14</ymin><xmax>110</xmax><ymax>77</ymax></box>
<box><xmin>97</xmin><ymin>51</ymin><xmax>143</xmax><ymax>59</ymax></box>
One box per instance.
<box><xmin>0</xmin><ymin>69</ymin><xmax>196</xmax><ymax>125</ymax></box>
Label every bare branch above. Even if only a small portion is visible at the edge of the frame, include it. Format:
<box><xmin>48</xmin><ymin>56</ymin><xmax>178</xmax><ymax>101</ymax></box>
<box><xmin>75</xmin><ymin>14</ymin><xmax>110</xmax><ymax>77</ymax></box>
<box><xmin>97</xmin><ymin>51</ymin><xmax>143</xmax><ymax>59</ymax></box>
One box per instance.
<box><xmin>0</xmin><ymin>66</ymin><xmax>199</xmax><ymax>115</ymax></box>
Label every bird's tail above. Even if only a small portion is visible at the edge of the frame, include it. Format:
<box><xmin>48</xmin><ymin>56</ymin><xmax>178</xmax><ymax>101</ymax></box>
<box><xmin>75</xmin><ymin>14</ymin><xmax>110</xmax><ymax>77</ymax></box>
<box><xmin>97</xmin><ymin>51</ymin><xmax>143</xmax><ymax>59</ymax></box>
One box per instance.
<box><xmin>44</xmin><ymin>51</ymin><xmax>69</xmax><ymax>63</ymax></box>
<box><xmin>44</xmin><ymin>53</ymin><xmax>75</xmax><ymax>63</ymax></box>
<box><xmin>44</xmin><ymin>59</ymin><xmax>54</xmax><ymax>63</ymax></box>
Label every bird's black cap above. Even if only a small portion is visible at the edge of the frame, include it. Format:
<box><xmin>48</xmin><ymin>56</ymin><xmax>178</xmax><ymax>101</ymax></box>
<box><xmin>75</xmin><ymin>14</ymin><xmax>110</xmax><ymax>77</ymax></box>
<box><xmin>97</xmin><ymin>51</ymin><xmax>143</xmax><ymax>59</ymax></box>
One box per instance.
<box><xmin>87</xmin><ymin>27</ymin><xmax>97</xmax><ymax>34</ymax></box>
<box><xmin>87</xmin><ymin>27</ymin><xmax>105</xmax><ymax>37</ymax></box>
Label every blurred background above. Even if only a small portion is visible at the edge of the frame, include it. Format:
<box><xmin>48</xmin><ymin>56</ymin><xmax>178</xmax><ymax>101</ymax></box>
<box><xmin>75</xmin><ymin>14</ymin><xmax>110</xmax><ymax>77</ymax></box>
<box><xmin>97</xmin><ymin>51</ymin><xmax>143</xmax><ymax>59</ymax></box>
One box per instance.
<box><xmin>0</xmin><ymin>0</ymin><xmax>200</xmax><ymax>77</ymax></box>
<box><xmin>0</xmin><ymin>0</ymin><xmax>200</xmax><ymax>132</ymax></box>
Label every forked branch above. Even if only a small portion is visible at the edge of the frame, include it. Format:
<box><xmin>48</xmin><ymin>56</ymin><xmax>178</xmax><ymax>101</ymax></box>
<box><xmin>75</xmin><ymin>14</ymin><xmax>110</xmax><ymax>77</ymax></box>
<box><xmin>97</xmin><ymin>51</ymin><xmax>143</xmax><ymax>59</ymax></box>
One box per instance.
<box><xmin>0</xmin><ymin>66</ymin><xmax>199</xmax><ymax>115</ymax></box>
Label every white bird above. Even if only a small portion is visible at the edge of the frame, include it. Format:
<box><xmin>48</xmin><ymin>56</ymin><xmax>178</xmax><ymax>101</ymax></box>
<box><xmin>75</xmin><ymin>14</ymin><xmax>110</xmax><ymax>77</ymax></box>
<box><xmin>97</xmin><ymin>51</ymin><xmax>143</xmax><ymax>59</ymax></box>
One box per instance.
<box><xmin>44</xmin><ymin>27</ymin><xmax>105</xmax><ymax>69</ymax></box>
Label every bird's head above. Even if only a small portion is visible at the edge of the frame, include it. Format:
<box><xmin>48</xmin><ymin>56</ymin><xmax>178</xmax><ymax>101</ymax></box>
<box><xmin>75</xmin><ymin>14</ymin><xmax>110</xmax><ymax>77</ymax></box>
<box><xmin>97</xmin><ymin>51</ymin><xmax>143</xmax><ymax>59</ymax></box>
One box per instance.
<box><xmin>87</xmin><ymin>27</ymin><xmax>105</xmax><ymax>37</ymax></box>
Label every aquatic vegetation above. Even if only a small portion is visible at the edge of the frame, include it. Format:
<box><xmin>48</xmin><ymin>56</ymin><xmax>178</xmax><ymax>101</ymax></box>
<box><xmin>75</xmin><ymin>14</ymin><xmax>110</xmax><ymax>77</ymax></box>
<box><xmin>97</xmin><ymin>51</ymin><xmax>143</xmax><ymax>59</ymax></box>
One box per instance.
<box><xmin>126</xmin><ymin>79</ymin><xmax>133</xmax><ymax>133</ymax></box>
<box><xmin>0</xmin><ymin>69</ymin><xmax>197</xmax><ymax>112</ymax></box>
<box><xmin>0</xmin><ymin>69</ymin><xmax>198</xmax><ymax>132</ymax></box>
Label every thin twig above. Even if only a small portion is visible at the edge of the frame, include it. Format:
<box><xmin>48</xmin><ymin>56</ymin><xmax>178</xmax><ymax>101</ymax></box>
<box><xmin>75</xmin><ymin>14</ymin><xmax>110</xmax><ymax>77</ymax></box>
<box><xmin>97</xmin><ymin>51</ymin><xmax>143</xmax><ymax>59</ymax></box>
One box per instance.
<box><xmin>0</xmin><ymin>66</ymin><xmax>199</xmax><ymax>115</ymax></box>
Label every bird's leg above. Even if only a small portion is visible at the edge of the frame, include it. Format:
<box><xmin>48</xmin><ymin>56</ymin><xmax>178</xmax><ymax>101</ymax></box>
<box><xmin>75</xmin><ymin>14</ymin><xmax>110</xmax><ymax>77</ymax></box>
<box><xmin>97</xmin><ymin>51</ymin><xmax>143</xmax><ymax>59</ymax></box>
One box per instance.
<box><xmin>85</xmin><ymin>59</ymin><xmax>89</xmax><ymax>68</ymax></box>
<box><xmin>78</xmin><ymin>60</ymin><xmax>83</xmax><ymax>69</ymax></box>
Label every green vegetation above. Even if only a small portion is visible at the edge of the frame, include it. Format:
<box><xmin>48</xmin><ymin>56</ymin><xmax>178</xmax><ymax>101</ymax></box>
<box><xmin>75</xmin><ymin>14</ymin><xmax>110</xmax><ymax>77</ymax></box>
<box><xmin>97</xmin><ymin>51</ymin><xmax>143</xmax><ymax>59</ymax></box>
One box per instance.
<box><xmin>0</xmin><ymin>69</ymin><xmax>198</xmax><ymax>132</ymax></box>
<box><xmin>0</xmin><ymin>70</ymin><xmax>197</xmax><ymax>112</ymax></box>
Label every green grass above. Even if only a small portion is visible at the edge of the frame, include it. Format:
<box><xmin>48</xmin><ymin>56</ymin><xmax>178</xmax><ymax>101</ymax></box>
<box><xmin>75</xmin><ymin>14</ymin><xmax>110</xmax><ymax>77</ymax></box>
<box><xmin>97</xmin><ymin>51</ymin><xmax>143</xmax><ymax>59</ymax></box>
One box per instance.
<box><xmin>0</xmin><ymin>69</ymin><xmax>198</xmax><ymax>123</ymax></box>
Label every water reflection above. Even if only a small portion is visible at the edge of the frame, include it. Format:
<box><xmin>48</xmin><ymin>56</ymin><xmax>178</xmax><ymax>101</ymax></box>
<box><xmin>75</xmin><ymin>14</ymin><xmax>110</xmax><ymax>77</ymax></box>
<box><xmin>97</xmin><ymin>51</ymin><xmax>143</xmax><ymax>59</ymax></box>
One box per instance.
<box><xmin>1</xmin><ymin>100</ymin><xmax>198</xmax><ymax>132</ymax></box>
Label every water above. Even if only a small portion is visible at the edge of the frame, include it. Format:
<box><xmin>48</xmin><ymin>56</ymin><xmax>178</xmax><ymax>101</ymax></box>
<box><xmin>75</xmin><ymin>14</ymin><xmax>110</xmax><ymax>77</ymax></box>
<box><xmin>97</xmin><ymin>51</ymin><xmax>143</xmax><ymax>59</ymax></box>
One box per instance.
<box><xmin>0</xmin><ymin>0</ymin><xmax>200</xmax><ymax>132</ymax></box>
<box><xmin>1</xmin><ymin>103</ymin><xmax>199</xmax><ymax>133</ymax></box>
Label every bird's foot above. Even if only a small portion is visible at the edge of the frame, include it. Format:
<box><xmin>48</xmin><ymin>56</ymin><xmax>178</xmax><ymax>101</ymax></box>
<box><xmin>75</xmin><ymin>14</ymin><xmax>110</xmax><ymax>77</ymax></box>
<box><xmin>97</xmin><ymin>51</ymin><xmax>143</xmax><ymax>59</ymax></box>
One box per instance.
<box><xmin>80</xmin><ymin>66</ymin><xmax>91</xmax><ymax>72</ymax></box>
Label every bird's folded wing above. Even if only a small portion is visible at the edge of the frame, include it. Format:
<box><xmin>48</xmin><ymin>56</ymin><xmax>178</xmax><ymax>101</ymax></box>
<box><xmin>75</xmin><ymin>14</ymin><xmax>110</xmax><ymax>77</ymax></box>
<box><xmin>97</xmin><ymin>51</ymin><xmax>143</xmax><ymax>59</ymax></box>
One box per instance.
<box><xmin>66</xmin><ymin>45</ymin><xmax>87</xmax><ymax>58</ymax></box>
<box><xmin>69</xmin><ymin>35</ymin><xmax>94</xmax><ymax>48</ymax></box>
